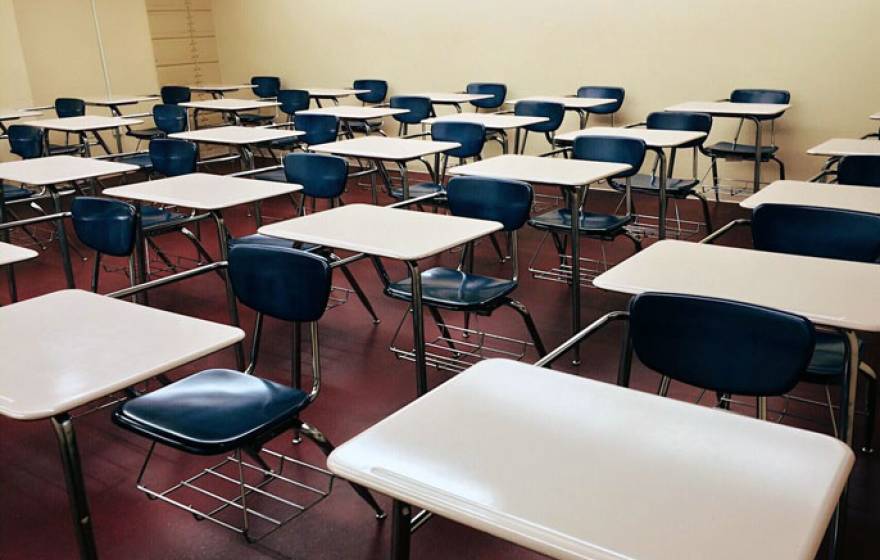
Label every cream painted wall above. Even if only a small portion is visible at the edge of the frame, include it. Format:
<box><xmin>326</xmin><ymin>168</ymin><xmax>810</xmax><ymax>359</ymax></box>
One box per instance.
<box><xmin>212</xmin><ymin>0</ymin><xmax>880</xmax><ymax>182</ymax></box>
<box><xmin>0</xmin><ymin>0</ymin><xmax>33</xmax><ymax>160</ymax></box>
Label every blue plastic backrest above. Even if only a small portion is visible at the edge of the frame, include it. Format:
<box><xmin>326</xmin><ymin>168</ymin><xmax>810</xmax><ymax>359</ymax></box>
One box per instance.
<box><xmin>446</xmin><ymin>176</ymin><xmax>533</xmax><ymax>231</ymax></box>
<box><xmin>55</xmin><ymin>98</ymin><xmax>85</xmax><ymax>118</ymax></box>
<box><xmin>430</xmin><ymin>121</ymin><xmax>486</xmax><ymax>159</ymax></box>
<box><xmin>295</xmin><ymin>113</ymin><xmax>339</xmax><ymax>146</ymax></box>
<box><xmin>646</xmin><ymin>111</ymin><xmax>712</xmax><ymax>148</ymax></box>
<box><xmin>153</xmin><ymin>104</ymin><xmax>188</xmax><ymax>134</ymax></box>
<box><xmin>629</xmin><ymin>292</ymin><xmax>814</xmax><ymax>396</ymax></box>
<box><xmin>353</xmin><ymin>79</ymin><xmax>388</xmax><ymax>104</ymax></box>
<box><xmin>572</xmin><ymin>135</ymin><xmax>646</xmax><ymax>178</ymax></box>
<box><xmin>160</xmin><ymin>86</ymin><xmax>191</xmax><ymax>105</ymax></box>
<box><xmin>149</xmin><ymin>138</ymin><xmax>197</xmax><ymax>177</ymax></box>
<box><xmin>71</xmin><ymin>197</ymin><xmax>138</xmax><ymax>257</ymax></box>
<box><xmin>576</xmin><ymin>86</ymin><xmax>625</xmax><ymax>114</ymax></box>
<box><xmin>390</xmin><ymin>96</ymin><xmax>432</xmax><ymax>124</ymax></box>
<box><xmin>7</xmin><ymin>125</ymin><xmax>44</xmax><ymax>159</ymax></box>
<box><xmin>730</xmin><ymin>89</ymin><xmax>790</xmax><ymax>104</ymax></box>
<box><xmin>251</xmin><ymin>76</ymin><xmax>281</xmax><ymax>98</ymax></box>
<box><xmin>752</xmin><ymin>204</ymin><xmax>880</xmax><ymax>263</ymax></box>
<box><xmin>514</xmin><ymin>100</ymin><xmax>565</xmax><ymax>133</ymax></box>
<box><xmin>283</xmin><ymin>152</ymin><xmax>347</xmax><ymax>199</ymax></box>
<box><xmin>228</xmin><ymin>244</ymin><xmax>331</xmax><ymax>323</ymax></box>
<box><xmin>837</xmin><ymin>156</ymin><xmax>880</xmax><ymax>187</ymax></box>
<box><xmin>277</xmin><ymin>89</ymin><xmax>311</xmax><ymax>116</ymax></box>
<box><xmin>466</xmin><ymin>83</ymin><xmax>507</xmax><ymax>109</ymax></box>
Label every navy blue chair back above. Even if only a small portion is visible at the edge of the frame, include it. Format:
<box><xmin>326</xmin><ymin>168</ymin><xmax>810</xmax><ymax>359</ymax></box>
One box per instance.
<box><xmin>71</xmin><ymin>197</ymin><xmax>138</xmax><ymax>257</ymax></box>
<box><xmin>251</xmin><ymin>76</ymin><xmax>281</xmax><ymax>98</ymax></box>
<box><xmin>646</xmin><ymin>111</ymin><xmax>712</xmax><ymax>148</ymax></box>
<box><xmin>837</xmin><ymin>155</ymin><xmax>880</xmax><ymax>187</ymax></box>
<box><xmin>576</xmin><ymin>86</ymin><xmax>625</xmax><ymax>114</ymax></box>
<box><xmin>629</xmin><ymin>292</ymin><xmax>814</xmax><ymax>396</ymax></box>
<box><xmin>514</xmin><ymin>101</ymin><xmax>565</xmax><ymax>133</ymax></box>
<box><xmin>7</xmin><ymin>125</ymin><xmax>45</xmax><ymax>159</ymax></box>
<box><xmin>572</xmin><ymin>135</ymin><xmax>646</xmax><ymax>179</ymax></box>
<box><xmin>277</xmin><ymin>89</ymin><xmax>311</xmax><ymax>117</ymax></box>
<box><xmin>752</xmin><ymin>203</ymin><xmax>880</xmax><ymax>263</ymax></box>
<box><xmin>160</xmin><ymin>86</ymin><xmax>191</xmax><ymax>105</ymax></box>
<box><xmin>228</xmin><ymin>244</ymin><xmax>331</xmax><ymax>323</ymax></box>
<box><xmin>55</xmin><ymin>98</ymin><xmax>85</xmax><ymax>118</ymax></box>
<box><xmin>730</xmin><ymin>89</ymin><xmax>790</xmax><ymax>105</ymax></box>
<box><xmin>283</xmin><ymin>152</ymin><xmax>347</xmax><ymax>199</ymax></box>
<box><xmin>295</xmin><ymin>113</ymin><xmax>339</xmax><ymax>146</ymax></box>
<box><xmin>149</xmin><ymin>138</ymin><xmax>197</xmax><ymax>177</ymax></box>
<box><xmin>431</xmin><ymin>121</ymin><xmax>486</xmax><ymax>159</ymax></box>
<box><xmin>153</xmin><ymin>104</ymin><xmax>188</xmax><ymax>134</ymax></box>
<box><xmin>353</xmin><ymin>79</ymin><xmax>388</xmax><ymax>104</ymax></box>
<box><xmin>446</xmin><ymin>176</ymin><xmax>533</xmax><ymax>231</ymax></box>
<box><xmin>466</xmin><ymin>83</ymin><xmax>506</xmax><ymax>109</ymax></box>
<box><xmin>390</xmin><ymin>96</ymin><xmax>432</xmax><ymax>124</ymax></box>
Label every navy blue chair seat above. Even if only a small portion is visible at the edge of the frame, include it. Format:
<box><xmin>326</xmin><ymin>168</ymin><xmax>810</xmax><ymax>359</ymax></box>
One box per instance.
<box><xmin>704</xmin><ymin>141</ymin><xmax>779</xmax><ymax>160</ymax></box>
<box><xmin>610</xmin><ymin>174</ymin><xmax>700</xmax><ymax>196</ymax></box>
<box><xmin>126</xmin><ymin>127</ymin><xmax>163</xmax><ymax>141</ymax></box>
<box><xmin>2</xmin><ymin>184</ymin><xmax>36</xmax><ymax>202</ymax></box>
<box><xmin>346</xmin><ymin>120</ymin><xmax>384</xmax><ymax>134</ymax></box>
<box><xmin>112</xmin><ymin>152</ymin><xmax>154</xmax><ymax>171</ymax></box>
<box><xmin>251</xmin><ymin>167</ymin><xmax>288</xmax><ymax>182</ymax></box>
<box><xmin>269</xmin><ymin>136</ymin><xmax>301</xmax><ymax>149</ymax></box>
<box><xmin>238</xmin><ymin>112</ymin><xmax>275</xmax><ymax>125</ymax></box>
<box><xmin>387</xmin><ymin>182</ymin><xmax>446</xmax><ymax>201</ymax></box>
<box><xmin>804</xmin><ymin>332</ymin><xmax>864</xmax><ymax>382</ymax></box>
<box><xmin>386</xmin><ymin>267</ymin><xmax>517</xmax><ymax>312</ymax></box>
<box><xmin>529</xmin><ymin>208</ymin><xmax>633</xmax><ymax>235</ymax></box>
<box><xmin>230</xmin><ymin>234</ymin><xmax>319</xmax><ymax>253</ymax></box>
<box><xmin>140</xmin><ymin>205</ymin><xmax>190</xmax><ymax>230</ymax></box>
<box><xmin>113</xmin><ymin>369</ymin><xmax>309</xmax><ymax>456</ymax></box>
<box><xmin>48</xmin><ymin>144</ymin><xmax>82</xmax><ymax>155</ymax></box>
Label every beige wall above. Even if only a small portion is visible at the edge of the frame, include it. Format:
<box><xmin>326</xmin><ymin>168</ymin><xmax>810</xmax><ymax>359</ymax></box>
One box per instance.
<box><xmin>212</xmin><ymin>0</ymin><xmax>880</xmax><ymax>182</ymax></box>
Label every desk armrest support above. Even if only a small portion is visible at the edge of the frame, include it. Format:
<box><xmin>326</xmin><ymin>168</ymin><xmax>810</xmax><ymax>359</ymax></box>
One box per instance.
<box><xmin>108</xmin><ymin>261</ymin><xmax>228</xmax><ymax>299</ymax></box>
<box><xmin>699</xmin><ymin>218</ymin><xmax>751</xmax><ymax>245</ymax></box>
<box><xmin>535</xmin><ymin>310</ymin><xmax>629</xmax><ymax>369</ymax></box>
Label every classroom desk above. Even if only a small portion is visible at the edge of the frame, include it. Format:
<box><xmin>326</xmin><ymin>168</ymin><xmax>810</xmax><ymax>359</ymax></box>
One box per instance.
<box><xmin>665</xmin><ymin>101</ymin><xmax>790</xmax><ymax>193</ymax></box>
<box><xmin>409</xmin><ymin>92</ymin><xmax>494</xmax><ymax>113</ymax></box>
<box><xmin>104</xmin><ymin>172</ymin><xmax>300</xmax><ymax>369</ymax></box>
<box><xmin>506</xmin><ymin>96</ymin><xmax>616</xmax><ymax>128</ymax></box>
<box><xmin>306</xmin><ymin>88</ymin><xmax>369</xmax><ymax>107</ymax></box>
<box><xmin>556</xmin><ymin>126</ymin><xmax>707</xmax><ymax>239</ymax></box>
<box><xmin>0</xmin><ymin>156</ymin><xmax>139</xmax><ymax>287</ymax></box>
<box><xmin>257</xmin><ymin>203</ymin><xmax>501</xmax><ymax>395</ymax></box>
<box><xmin>594</xmin><ymin>239</ymin><xmax>880</xmax><ymax>447</ymax></box>
<box><xmin>807</xmin><ymin>138</ymin><xmax>880</xmax><ymax>157</ymax></box>
<box><xmin>297</xmin><ymin>106</ymin><xmax>410</xmax><ymax>137</ymax></box>
<box><xmin>179</xmin><ymin>98</ymin><xmax>280</xmax><ymax>127</ymax></box>
<box><xmin>26</xmin><ymin>116</ymin><xmax>144</xmax><ymax>156</ymax></box>
<box><xmin>740</xmin><ymin>180</ymin><xmax>880</xmax><ymax>214</ymax></box>
<box><xmin>189</xmin><ymin>84</ymin><xmax>255</xmax><ymax>99</ymax></box>
<box><xmin>328</xmin><ymin>358</ymin><xmax>853</xmax><ymax>560</ymax></box>
<box><xmin>448</xmin><ymin>155</ymin><xmax>630</xmax><ymax>365</ymax></box>
<box><xmin>309</xmin><ymin>136</ymin><xmax>459</xmax><ymax>202</ymax></box>
<box><xmin>0</xmin><ymin>109</ymin><xmax>42</xmax><ymax>135</ymax></box>
<box><xmin>84</xmin><ymin>96</ymin><xmax>159</xmax><ymax>150</ymax></box>
<box><xmin>0</xmin><ymin>241</ymin><xmax>38</xmax><ymax>302</ymax></box>
<box><xmin>168</xmin><ymin>125</ymin><xmax>303</xmax><ymax>169</ymax></box>
<box><xmin>0</xmin><ymin>289</ymin><xmax>244</xmax><ymax>560</ymax></box>
<box><xmin>422</xmin><ymin>113</ymin><xmax>548</xmax><ymax>155</ymax></box>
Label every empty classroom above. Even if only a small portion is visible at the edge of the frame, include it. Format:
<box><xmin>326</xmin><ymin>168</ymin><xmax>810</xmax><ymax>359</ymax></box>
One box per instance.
<box><xmin>1</xmin><ymin>1</ymin><xmax>878</xmax><ymax>559</ymax></box>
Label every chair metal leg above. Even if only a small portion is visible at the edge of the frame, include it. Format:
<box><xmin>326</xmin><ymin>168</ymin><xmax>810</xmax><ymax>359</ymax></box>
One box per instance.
<box><xmin>489</xmin><ymin>233</ymin><xmax>507</xmax><ymax>262</ymax></box>
<box><xmin>622</xmin><ymin>231</ymin><xmax>642</xmax><ymax>253</ymax></box>
<box><xmin>710</xmin><ymin>158</ymin><xmax>720</xmax><ymax>202</ymax></box>
<box><xmin>51</xmin><ymin>413</ymin><xmax>98</xmax><ymax>560</ymax></box>
<box><xmin>427</xmin><ymin>306</ymin><xmax>458</xmax><ymax>352</ymax></box>
<box><xmin>863</xmin><ymin>373</ymin><xmax>877</xmax><ymax>454</ymax></box>
<box><xmin>617</xmin><ymin>320</ymin><xmax>634</xmax><ymax>387</ymax></box>
<box><xmin>658</xmin><ymin>376</ymin><xmax>671</xmax><ymax>396</ymax></box>
<box><xmin>297</xmin><ymin>421</ymin><xmax>386</xmax><ymax>519</ymax></box>
<box><xmin>339</xmin><ymin>263</ymin><xmax>380</xmax><ymax>324</ymax></box>
<box><xmin>145</xmin><ymin>237</ymin><xmax>178</xmax><ymax>273</ymax></box>
<box><xmin>506</xmin><ymin>299</ymin><xmax>547</xmax><ymax>357</ymax></box>
<box><xmin>91</xmin><ymin>252</ymin><xmax>102</xmax><ymax>293</ymax></box>
<box><xmin>692</xmin><ymin>192</ymin><xmax>714</xmax><ymax>233</ymax></box>
<box><xmin>773</xmin><ymin>156</ymin><xmax>786</xmax><ymax>180</ymax></box>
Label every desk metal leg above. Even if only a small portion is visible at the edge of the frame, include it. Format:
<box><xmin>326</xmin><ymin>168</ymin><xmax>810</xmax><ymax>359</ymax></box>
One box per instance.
<box><xmin>840</xmin><ymin>329</ymin><xmax>860</xmax><ymax>447</ymax></box>
<box><xmin>390</xmin><ymin>500</ymin><xmax>412</xmax><ymax>560</ymax></box>
<box><xmin>406</xmin><ymin>261</ymin><xmax>428</xmax><ymax>395</ymax></box>
<box><xmin>397</xmin><ymin>162</ymin><xmax>410</xmax><ymax>200</ymax></box>
<box><xmin>49</xmin><ymin>186</ymin><xmax>76</xmax><ymax>288</ymax></box>
<box><xmin>752</xmin><ymin>116</ymin><xmax>762</xmax><ymax>193</ymax></box>
<box><xmin>569</xmin><ymin>186</ymin><xmax>585</xmax><ymax>365</ymax></box>
<box><xmin>655</xmin><ymin>147</ymin><xmax>668</xmax><ymax>240</ymax></box>
<box><xmin>212</xmin><ymin>211</ymin><xmax>245</xmax><ymax>370</ymax></box>
<box><xmin>237</xmin><ymin>146</ymin><xmax>262</xmax><ymax>227</ymax></box>
<box><xmin>52</xmin><ymin>413</ymin><xmax>98</xmax><ymax>560</ymax></box>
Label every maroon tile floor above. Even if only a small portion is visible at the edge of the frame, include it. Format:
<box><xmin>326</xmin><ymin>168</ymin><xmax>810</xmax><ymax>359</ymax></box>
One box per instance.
<box><xmin>1</xmin><ymin>171</ymin><xmax>877</xmax><ymax>559</ymax></box>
